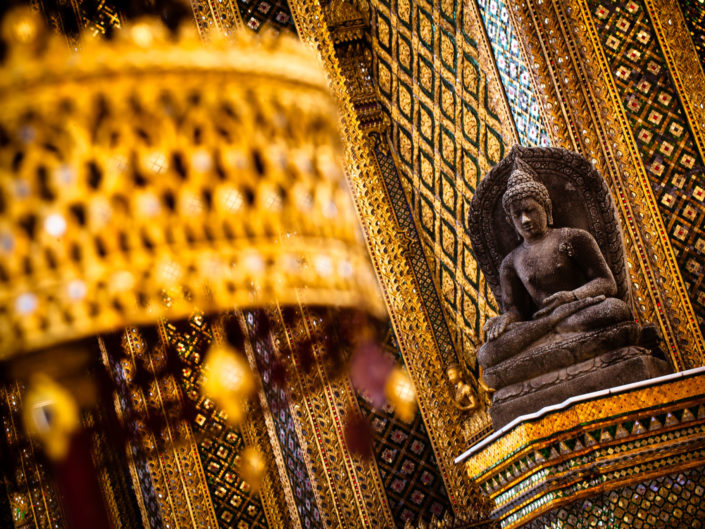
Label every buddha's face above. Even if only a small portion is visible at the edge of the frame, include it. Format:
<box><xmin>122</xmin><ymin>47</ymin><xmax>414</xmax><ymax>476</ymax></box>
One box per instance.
<box><xmin>509</xmin><ymin>197</ymin><xmax>549</xmax><ymax>242</ymax></box>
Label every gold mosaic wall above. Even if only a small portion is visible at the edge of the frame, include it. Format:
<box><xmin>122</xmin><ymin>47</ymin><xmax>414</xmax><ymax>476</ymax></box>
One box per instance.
<box><xmin>369</xmin><ymin>0</ymin><xmax>518</xmax><ymax>366</ymax></box>
<box><xmin>288</xmin><ymin>0</ymin><xmax>514</xmax><ymax>521</ymax></box>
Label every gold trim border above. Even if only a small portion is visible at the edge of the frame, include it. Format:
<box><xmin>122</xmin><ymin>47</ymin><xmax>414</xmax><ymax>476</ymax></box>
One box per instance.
<box><xmin>212</xmin><ymin>317</ymin><xmax>296</xmax><ymax>529</ymax></box>
<box><xmin>100</xmin><ymin>331</ymin><xmax>220</xmax><ymax>529</ymax></box>
<box><xmin>644</xmin><ymin>0</ymin><xmax>705</xmax><ymax>166</ymax></box>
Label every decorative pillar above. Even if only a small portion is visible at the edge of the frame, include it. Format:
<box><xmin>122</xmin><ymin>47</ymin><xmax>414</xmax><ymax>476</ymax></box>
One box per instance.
<box><xmin>287</xmin><ymin>0</ymin><xmax>516</xmax><ymax>522</ymax></box>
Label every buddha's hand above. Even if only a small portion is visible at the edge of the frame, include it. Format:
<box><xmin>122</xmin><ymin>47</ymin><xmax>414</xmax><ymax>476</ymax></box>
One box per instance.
<box><xmin>533</xmin><ymin>291</ymin><xmax>578</xmax><ymax>319</ymax></box>
<box><xmin>484</xmin><ymin>313</ymin><xmax>518</xmax><ymax>341</ymax></box>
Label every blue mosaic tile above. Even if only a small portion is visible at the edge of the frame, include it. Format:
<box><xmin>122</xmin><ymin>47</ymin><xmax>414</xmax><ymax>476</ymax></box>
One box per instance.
<box><xmin>477</xmin><ymin>0</ymin><xmax>551</xmax><ymax>147</ymax></box>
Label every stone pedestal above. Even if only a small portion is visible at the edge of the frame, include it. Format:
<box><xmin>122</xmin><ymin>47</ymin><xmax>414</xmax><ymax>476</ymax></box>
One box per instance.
<box><xmin>456</xmin><ymin>368</ymin><xmax>705</xmax><ymax>528</ymax></box>
<box><xmin>489</xmin><ymin>345</ymin><xmax>670</xmax><ymax>429</ymax></box>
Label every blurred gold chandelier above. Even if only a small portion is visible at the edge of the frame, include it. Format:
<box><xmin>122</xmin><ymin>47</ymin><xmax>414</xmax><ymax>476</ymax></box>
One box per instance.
<box><xmin>0</xmin><ymin>9</ymin><xmax>385</xmax><ymax>359</ymax></box>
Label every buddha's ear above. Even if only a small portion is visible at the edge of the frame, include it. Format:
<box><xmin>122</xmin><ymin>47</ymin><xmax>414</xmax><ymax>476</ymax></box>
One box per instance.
<box><xmin>544</xmin><ymin>201</ymin><xmax>554</xmax><ymax>226</ymax></box>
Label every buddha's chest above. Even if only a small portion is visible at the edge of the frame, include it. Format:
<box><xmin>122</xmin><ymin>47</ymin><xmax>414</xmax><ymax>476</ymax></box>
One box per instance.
<box><xmin>515</xmin><ymin>239</ymin><xmax>576</xmax><ymax>291</ymax></box>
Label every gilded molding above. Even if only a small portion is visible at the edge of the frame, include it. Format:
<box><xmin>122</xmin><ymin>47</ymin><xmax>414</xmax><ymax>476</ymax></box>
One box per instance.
<box><xmin>289</xmin><ymin>0</ymin><xmax>494</xmax><ymax>520</ymax></box>
<box><xmin>266</xmin><ymin>308</ymin><xmax>340</xmax><ymax>528</ymax></box>
<box><xmin>462</xmin><ymin>371</ymin><xmax>705</xmax><ymax>528</ymax></box>
<box><xmin>240</xmin><ymin>404</ymin><xmax>296</xmax><ymax>529</ymax></box>
<box><xmin>240</xmin><ymin>304</ymin><xmax>397</xmax><ymax>528</ymax></box>
<box><xmin>211</xmin><ymin>316</ymin><xmax>296</xmax><ymax>529</ymax></box>
<box><xmin>124</xmin><ymin>435</ymin><xmax>154</xmax><ymax>529</ymax></box>
<box><xmin>507</xmin><ymin>0</ymin><xmax>705</xmax><ymax>370</ymax></box>
<box><xmin>643</xmin><ymin>0</ymin><xmax>705</xmax><ymax>166</ymax></box>
<box><xmin>237</xmin><ymin>313</ymin><xmax>306</xmax><ymax>529</ymax></box>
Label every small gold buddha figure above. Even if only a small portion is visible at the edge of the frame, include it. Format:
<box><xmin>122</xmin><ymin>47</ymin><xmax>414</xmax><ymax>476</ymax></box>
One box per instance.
<box><xmin>446</xmin><ymin>364</ymin><xmax>480</xmax><ymax>412</ymax></box>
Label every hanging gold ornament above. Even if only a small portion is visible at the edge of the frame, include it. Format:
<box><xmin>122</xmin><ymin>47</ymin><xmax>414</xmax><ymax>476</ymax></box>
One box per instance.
<box><xmin>22</xmin><ymin>373</ymin><xmax>80</xmax><ymax>461</ymax></box>
<box><xmin>201</xmin><ymin>344</ymin><xmax>256</xmax><ymax>425</ymax></box>
<box><xmin>238</xmin><ymin>446</ymin><xmax>267</xmax><ymax>492</ymax></box>
<box><xmin>385</xmin><ymin>366</ymin><xmax>417</xmax><ymax>422</ymax></box>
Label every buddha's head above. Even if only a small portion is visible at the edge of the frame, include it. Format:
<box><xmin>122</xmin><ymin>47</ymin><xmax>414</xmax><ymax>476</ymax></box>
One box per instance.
<box><xmin>502</xmin><ymin>158</ymin><xmax>553</xmax><ymax>241</ymax></box>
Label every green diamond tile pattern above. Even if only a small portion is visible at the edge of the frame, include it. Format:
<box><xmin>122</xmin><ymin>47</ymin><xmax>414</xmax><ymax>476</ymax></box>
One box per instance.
<box><xmin>371</xmin><ymin>0</ymin><xmax>505</xmax><ymax>369</ymax></box>
<box><xmin>525</xmin><ymin>466</ymin><xmax>705</xmax><ymax>529</ymax></box>
<box><xmin>476</xmin><ymin>0</ymin><xmax>550</xmax><ymax>148</ymax></box>
<box><xmin>588</xmin><ymin>0</ymin><xmax>705</xmax><ymax>330</ymax></box>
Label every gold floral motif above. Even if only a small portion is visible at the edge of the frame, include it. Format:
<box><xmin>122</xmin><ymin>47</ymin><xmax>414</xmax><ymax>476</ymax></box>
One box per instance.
<box><xmin>240</xmin><ymin>405</ymin><xmax>293</xmax><ymax>529</ymax></box>
<box><xmin>189</xmin><ymin>0</ymin><xmax>244</xmax><ymax>38</ymax></box>
<box><xmin>1</xmin><ymin>384</ymin><xmax>66</xmax><ymax>529</ymax></box>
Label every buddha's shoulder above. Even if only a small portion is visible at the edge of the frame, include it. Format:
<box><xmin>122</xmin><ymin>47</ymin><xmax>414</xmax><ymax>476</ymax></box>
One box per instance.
<box><xmin>500</xmin><ymin>245</ymin><xmax>522</xmax><ymax>270</ymax></box>
<box><xmin>558</xmin><ymin>226</ymin><xmax>594</xmax><ymax>242</ymax></box>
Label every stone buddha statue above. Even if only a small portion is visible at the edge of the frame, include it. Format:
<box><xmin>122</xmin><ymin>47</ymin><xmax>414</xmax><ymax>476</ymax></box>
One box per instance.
<box><xmin>468</xmin><ymin>146</ymin><xmax>670</xmax><ymax>429</ymax></box>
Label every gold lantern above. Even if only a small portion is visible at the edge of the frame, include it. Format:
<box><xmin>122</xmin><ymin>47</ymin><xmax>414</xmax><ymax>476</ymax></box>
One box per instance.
<box><xmin>0</xmin><ymin>11</ymin><xmax>384</xmax><ymax>360</ymax></box>
<box><xmin>0</xmin><ymin>7</ymin><xmax>387</xmax><ymax>467</ymax></box>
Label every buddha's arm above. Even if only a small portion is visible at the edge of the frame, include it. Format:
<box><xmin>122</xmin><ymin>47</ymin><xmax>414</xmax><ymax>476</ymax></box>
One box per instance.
<box><xmin>534</xmin><ymin>229</ymin><xmax>616</xmax><ymax>318</ymax></box>
<box><xmin>484</xmin><ymin>256</ymin><xmax>524</xmax><ymax>341</ymax></box>
<box><xmin>568</xmin><ymin>229</ymin><xmax>617</xmax><ymax>300</ymax></box>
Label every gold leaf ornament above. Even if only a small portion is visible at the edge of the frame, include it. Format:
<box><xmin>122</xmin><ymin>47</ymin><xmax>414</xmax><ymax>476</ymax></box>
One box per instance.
<box><xmin>201</xmin><ymin>344</ymin><xmax>256</xmax><ymax>425</ymax></box>
<box><xmin>22</xmin><ymin>373</ymin><xmax>80</xmax><ymax>461</ymax></box>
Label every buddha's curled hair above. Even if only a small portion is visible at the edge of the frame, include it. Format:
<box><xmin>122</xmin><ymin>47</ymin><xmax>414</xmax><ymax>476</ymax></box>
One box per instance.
<box><xmin>501</xmin><ymin>157</ymin><xmax>553</xmax><ymax>225</ymax></box>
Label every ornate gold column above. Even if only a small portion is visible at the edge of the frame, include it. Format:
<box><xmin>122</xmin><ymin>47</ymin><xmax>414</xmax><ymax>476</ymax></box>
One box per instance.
<box><xmin>100</xmin><ymin>329</ymin><xmax>220</xmax><ymax>529</ymax></box>
<box><xmin>237</xmin><ymin>307</ymin><xmax>397</xmax><ymax>529</ymax></box>
<box><xmin>287</xmin><ymin>0</ymin><xmax>513</xmax><ymax>521</ymax></box>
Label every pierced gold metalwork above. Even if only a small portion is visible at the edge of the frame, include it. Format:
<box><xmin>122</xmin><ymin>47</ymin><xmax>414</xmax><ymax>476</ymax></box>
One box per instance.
<box><xmin>0</xmin><ymin>11</ymin><xmax>383</xmax><ymax>359</ymax></box>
